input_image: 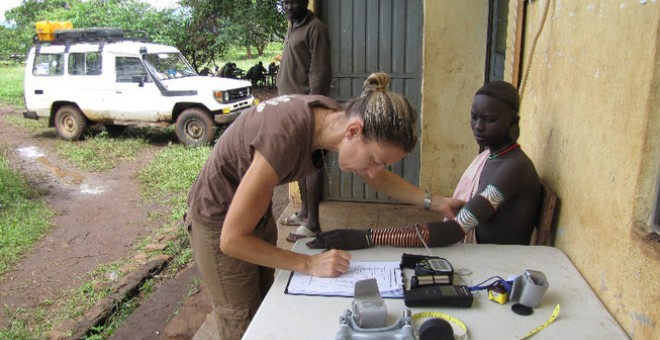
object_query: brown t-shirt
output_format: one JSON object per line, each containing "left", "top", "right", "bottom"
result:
{"left": 187, "top": 95, "right": 342, "bottom": 227}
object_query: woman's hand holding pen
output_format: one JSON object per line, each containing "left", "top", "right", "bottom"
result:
{"left": 306, "top": 249, "right": 352, "bottom": 277}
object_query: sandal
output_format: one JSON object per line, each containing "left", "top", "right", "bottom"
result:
{"left": 286, "top": 225, "right": 319, "bottom": 242}
{"left": 279, "top": 213, "right": 305, "bottom": 226}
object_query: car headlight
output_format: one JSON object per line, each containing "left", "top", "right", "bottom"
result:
{"left": 213, "top": 91, "right": 224, "bottom": 103}
{"left": 214, "top": 91, "right": 230, "bottom": 103}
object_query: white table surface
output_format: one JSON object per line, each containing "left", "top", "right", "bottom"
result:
{"left": 243, "top": 242, "right": 629, "bottom": 339}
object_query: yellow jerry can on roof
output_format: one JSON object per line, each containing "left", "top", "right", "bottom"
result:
{"left": 35, "top": 21, "right": 73, "bottom": 41}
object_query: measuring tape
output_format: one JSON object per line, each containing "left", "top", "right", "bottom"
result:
{"left": 520, "top": 304, "right": 561, "bottom": 339}
{"left": 412, "top": 304, "right": 559, "bottom": 339}
{"left": 412, "top": 311, "right": 468, "bottom": 340}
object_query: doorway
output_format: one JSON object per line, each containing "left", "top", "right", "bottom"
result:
{"left": 317, "top": 0, "right": 424, "bottom": 202}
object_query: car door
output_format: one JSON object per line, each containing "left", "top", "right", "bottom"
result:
{"left": 106, "top": 56, "right": 165, "bottom": 122}
{"left": 24, "top": 49, "right": 66, "bottom": 117}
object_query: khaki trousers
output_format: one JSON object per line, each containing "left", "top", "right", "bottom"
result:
{"left": 187, "top": 212, "right": 276, "bottom": 340}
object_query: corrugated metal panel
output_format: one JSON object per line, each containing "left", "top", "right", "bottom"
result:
{"left": 319, "top": 0, "right": 423, "bottom": 202}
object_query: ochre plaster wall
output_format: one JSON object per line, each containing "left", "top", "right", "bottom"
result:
{"left": 507, "top": 1, "right": 659, "bottom": 337}
{"left": 420, "top": 1, "right": 490, "bottom": 195}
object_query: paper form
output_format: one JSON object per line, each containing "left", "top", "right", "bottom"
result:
{"left": 284, "top": 262, "right": 403, "bottom": 298}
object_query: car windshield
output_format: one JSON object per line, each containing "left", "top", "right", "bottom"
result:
{"left": 143, "top": 53, "right": 197, "bottom": 80}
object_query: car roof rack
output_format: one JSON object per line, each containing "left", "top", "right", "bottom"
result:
{"left": 34, "top": 27, "right": 150, "bottom": 52}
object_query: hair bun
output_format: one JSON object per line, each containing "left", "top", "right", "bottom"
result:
{"left": 363, "top": 72, "right": 390, "bottom": 92}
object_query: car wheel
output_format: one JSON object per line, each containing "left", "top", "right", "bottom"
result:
{"left": 104, "top": 124, "right": 128, "bottom": 136}
{"left": 54, "top": 105, "right": 87, "bottom": 141}
{"left": 175, "top": 108, "right": 215, "bottom": 146}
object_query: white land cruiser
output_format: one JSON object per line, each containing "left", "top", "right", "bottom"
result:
{"left": 23, "top": 28, "right": 255, "bottom": 146}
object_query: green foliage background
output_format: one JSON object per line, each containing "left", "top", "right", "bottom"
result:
{"left": 0, "top": 0, "right": 287, "bottom": 71}
{"left": 0, "top": 65, "right": 23, "bottom": 107}
{"left": 0, "top": 152, "right": 54, "bottom": 277}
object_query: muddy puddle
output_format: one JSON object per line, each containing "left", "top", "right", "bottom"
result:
{"left": 17, "top": 145, "right": 106, "bottom": 194}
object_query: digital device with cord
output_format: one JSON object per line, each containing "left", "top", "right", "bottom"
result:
{"left": 400, "top": 253, "right": 471, "bottom": 307}
{"left": 404, "top": 284, "right": 474, "bottom": 308}
{"left": 414, "top": 258, "right": 453, "bottom": 278}
{"left": 410, "top": 257, "right": 454, "bottom": 288}
{"left": 410, "top": 274, "right": 451, "bottom": 288}
{"left": 401, "top": 254, "right": 454, "bottom": 287}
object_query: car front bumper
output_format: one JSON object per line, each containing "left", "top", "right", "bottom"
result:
{"left": 213, "top": 106, "right": 251, "bottom": 124}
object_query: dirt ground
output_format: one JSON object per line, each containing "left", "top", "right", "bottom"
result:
{"left": 0, "top": 86, "right": 285, "bottom": 338}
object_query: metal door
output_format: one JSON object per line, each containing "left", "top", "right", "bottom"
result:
{"left": 318, "top": 0, "right": 423, "bottom": 202}
{"left": 486, "top": 0, "right": 509, "bottom": 83}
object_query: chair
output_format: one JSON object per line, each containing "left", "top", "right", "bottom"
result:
{"left": 531, "top": 181, "right": 558, "bottom": 246}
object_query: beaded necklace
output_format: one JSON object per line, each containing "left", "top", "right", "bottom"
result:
{"left": 320, "top": 149, "right": 334, "bottom": 186}
{"left": 318, "top": 112, "right": 335, "bottom": 186}
{"left": 487, "top": 143, "right": 520, "bottom": 160}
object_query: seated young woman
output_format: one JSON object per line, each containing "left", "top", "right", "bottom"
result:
{"left": 307, "top": 80, "right": 541, "bottom": 250}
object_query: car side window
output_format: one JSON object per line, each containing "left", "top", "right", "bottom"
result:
{"left": 115, "top": 57, "right": 149, "bottom": 83}
{"left": 68, "top": 52, "right": 102, "bottom": 75}
{"left": 33, "top": 54, "right": 63, "bottom": 76}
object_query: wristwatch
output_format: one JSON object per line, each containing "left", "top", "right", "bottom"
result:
{"left": 424, "top": 191, "right": 432, "bottom": 211}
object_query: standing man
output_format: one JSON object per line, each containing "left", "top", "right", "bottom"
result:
{"left": 277, "top": 0, "right": 332, "bottom": 241}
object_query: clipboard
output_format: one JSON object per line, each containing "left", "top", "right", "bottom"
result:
{"left": 284, "top": 262, "right": 404, "bottom": 298}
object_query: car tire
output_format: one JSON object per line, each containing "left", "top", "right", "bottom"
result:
{"left": 54, "top": 105, "right": 87, "bottom": 141}
{"left": 175, "top": 108, "right": 215, "bottom": 146}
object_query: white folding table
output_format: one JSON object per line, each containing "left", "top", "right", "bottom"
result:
{"left": 243, "top": 242, "right": 629, "bottom": 339}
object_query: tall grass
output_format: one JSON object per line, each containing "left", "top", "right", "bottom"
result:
{"left": 2, "top": 114, "right": 49, "bottom": 132}
{"left": 56, "top": 132, "right": 147, "bottom": 172}
{"left": 0, "top": 144, "right": 54, "bottom": 277}
{"left": 138, "top": 144, "right": 211, "bottom": 220}
{"left": 0, "top": 65, "right": 25, "bottom": 108}
{"left": 135, "top": 144, "right": 211, "bottom": 279}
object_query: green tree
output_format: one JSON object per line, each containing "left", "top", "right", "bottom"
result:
{"left": 0, "top": 26, "right": 31, "bottom": 62}
{"left": 1, "top": 0, "right": 286, "bottom": 70}
{"left": 1, "top": 0, "right": 75, "bottom": 61}
{"left": 1, "top": 0, "right": 185, "bottom": 62}
{"left": 5, "top": 0, "right": 73, "bottom": 28}
{"left": 181, "top": 0, "right": 286, "bottom": 61}
{"left": 217, "top": 0, "right": 286, "bottom": 58}
{"left": 251, "top": 0, "right": 288, "bottom": 54}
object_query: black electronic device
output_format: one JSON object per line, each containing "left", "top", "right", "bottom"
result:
{"left": 415, "top": 258, "right": 453, "bottom": 276}
{"left": 401, "top": 253, "right": 439, "bottom": 268}
{"left": 410, "top": 257, "right": 454, "bottom": 288}
{"left": 404, "top": 285, "right": 473, "bottom": 308}
{"left": 410, "top": 274, "right": 452, "bottom": 288}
